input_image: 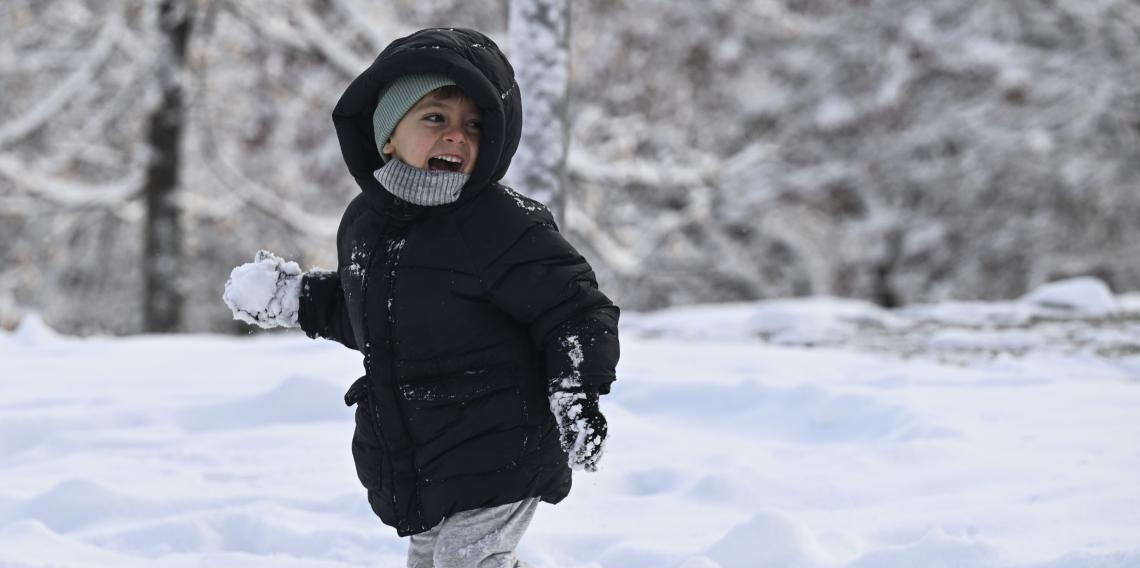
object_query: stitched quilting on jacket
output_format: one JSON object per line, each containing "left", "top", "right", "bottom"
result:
{"left": 297, "top": 28, "right": 620, "bottom": 537}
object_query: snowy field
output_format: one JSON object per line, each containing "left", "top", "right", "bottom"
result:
{"left": 2, "top": 278, "right": 1140, "bottom": 568}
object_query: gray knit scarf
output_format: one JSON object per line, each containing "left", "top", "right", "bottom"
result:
{"left": 373, "top": 158, "right": 469, "bottom": 206}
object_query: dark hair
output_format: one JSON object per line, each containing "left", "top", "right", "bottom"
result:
{"left": 428, "top": 85, "right": 473, "bottom": 104}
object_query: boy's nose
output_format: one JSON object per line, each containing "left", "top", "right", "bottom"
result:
{"left": 443, "top": 127, "right": 468, "bottom": 144}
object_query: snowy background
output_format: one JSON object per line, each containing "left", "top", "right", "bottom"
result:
{"left": 3, "top": 277, "right": 1140, "bottom": 567}
{"left": 3, "top": 0, "right": 1140, "bottom": 334}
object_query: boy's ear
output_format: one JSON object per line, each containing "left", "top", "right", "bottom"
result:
{"left": 382, "top": 138, "right": 394, "bottom": 156}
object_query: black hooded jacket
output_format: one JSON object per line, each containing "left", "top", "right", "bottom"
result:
{"left": 297, "top": 28, "right": 620, "bottom": 536}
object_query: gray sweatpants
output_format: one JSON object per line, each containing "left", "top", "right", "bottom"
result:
{"left": 406, "top": 498, "right": 540, "bottom": 568}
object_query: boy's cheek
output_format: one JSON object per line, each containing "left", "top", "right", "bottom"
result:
{"left": 464, "top": 148, "right": 480, "bottom": 173}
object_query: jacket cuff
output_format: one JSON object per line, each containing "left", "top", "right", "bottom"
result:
{"left": 545, "top": 312, "right": 620, "bottom": 393}
{"left": 298, "top": 269, "right": 338, "bottom": 340}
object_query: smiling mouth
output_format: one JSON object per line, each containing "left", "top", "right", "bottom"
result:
{"left": 428, "top": 155, "right": 464, "bottom": 172}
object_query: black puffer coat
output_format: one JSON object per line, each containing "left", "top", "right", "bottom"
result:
{"left": 297, "top": 28, "right": 620, "bottom": 537}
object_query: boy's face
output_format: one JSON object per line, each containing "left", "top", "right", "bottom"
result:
{"left": 382, "top": 91, "right": 481, "bottom": 174}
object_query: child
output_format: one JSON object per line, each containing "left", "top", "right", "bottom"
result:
{"left": 222, "top": 28, "right": 619, "bottom": 567}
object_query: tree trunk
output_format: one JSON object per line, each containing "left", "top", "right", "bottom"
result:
{"left": 508, "top": 0, "right": 570, "bottom": 223}
{"left": 143, "top": 0, "right": 191, "bottom": 333}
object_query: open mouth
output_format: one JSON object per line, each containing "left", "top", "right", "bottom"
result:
{"left": 428, "top": 155, "right": 464, "bottom": 172}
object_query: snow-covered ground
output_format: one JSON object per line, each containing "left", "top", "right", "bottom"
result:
{"left": 3, "top": 278, "right": 1140, "bottom": 568}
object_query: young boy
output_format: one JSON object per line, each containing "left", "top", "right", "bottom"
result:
{"left": 222, "top": 28, "right": 620, "bottom": 567}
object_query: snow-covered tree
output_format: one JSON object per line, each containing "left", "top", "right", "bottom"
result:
{"left": 142, "top": 0, "right": 192, "bottom": 332}
{"left": 563, "top": 0, "right": 1140, "bottom": 309}
{"left": 4, "top": 0, "right": 1140, "bottom": 334}
{"left": 507, "top": 0, "right": 570, "bottom": 217}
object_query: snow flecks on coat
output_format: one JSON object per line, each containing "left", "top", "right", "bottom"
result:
{"left": 385, "top": 238, "right": 406, "bottom": 327}
{"left": 347, "top": 244, "right": 368, "bottom": 278}
{"left": 401, "top": 383, "right": 445, "bottom": 402}
{"left": 500, "top": 185, "right": 543, "bottom": 214}
{"left": 344, "top": 245, "right": 367, "bottom": 305}
{"left": 548, "top": 334, "right": 606, "bottom": 471}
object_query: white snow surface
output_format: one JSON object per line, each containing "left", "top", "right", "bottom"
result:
{"left": 4, "top": 283, "right": 1140, "bottom": 567}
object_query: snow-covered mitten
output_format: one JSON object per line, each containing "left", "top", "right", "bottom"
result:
{"left": 222, "top": 250, "right": 303, "bottom": 329}
{"left": 549, "top": 386, "right": 608, "bottom": 472}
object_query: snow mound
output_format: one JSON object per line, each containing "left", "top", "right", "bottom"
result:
{"left": 677, "top": 557, "right": 723, "bottom": 568}
{"left": 750, "top": 297, "right": 899, "bottom": 346}
{"left": 16, "top": 479, "right": 151, "bottom": 533}
{"left": 926, "top": 329, "right": 1043, "bottom": 352}
{"left": 896, "top": 301, "right": 1037, "bottom": 327}
{"left": 10, "top": 312, "right": 63, "bottom": 346}
{"left": 83, "top": 516, "right": 219, "bottom": 557}
{"left": 1020, "top": 277, "right": 1117, "bottom": 315}
{"left": 622, "top": 297, "right": 898, "bottom": 344}
{"left": 0, "top": 519, "right": 137, "bottom": 567}
{"left": 704, "top": 510, "right": 832, "bottom": 568}
{"left": 620, "top": 302, "right": 766, "bottom": 341}
{"left": 1031, "top": 549, "right": 1140, "bottom": 568}
{"left": 174, "top": 376, "right": 346, "bottom": 431}
{"left": 617, "top": 381, "right": 949, "bottom": 444}
{"left": 847, "top": 529, "right": 1000, "bottom": 568}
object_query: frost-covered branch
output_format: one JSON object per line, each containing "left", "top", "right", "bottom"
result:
{"left": 221, "top": 0, "right": 368, "bottom": 78}
{"left": 0, "top": 11, "right": 124, "bottom": 148}
{"left": 567, "top": 150, "right": 711, "bottom": 189}
{"left": 325, "top": 0, "right": 401, "bottom": 51}
{"left": 293, "top": 9, "right": 372, "bottom": 75}
{"left": 508, "top": 0, "right": 570, "bottom": 208}
{"left": 192, "top": 141, "right": 338, "bottom": 239}
{"left": 0, "top": 154, "right": 143, "bottom": 208}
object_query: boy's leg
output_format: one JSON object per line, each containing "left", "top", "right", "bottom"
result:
{"left": 407, "top": 523, "right": 442, "bottom": 568}
{"left": 432, "top": 498, "right": 541, "bottom": 568}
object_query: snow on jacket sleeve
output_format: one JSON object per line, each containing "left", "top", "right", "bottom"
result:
{"left": 469, "top": 190, "right": 620, "bottom": 393}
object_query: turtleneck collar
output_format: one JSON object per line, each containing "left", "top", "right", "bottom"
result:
{"left": 373, "top": 158, "right": 469, "bottom": 206}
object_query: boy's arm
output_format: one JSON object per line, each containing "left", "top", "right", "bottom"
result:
{"left": 480, "top": 221, "right": 620, "bottom": 389}
{"left": 297, "top": 195, "right": 369, "bottom": 351}
{"left": 478, "top": 221, "right": 620, "bottom": 471}
{"left": 298, "top": 269, "right": 359, "bottom": 351}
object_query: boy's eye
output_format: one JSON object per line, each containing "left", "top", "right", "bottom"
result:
{"left": 422, "top": 113, "right": 445, "bottom": 123}
{"left": 466, "top": 120, "right": 482, "bottom": 131}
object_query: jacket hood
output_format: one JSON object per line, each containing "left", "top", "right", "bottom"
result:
{"left": 332, "top": 28, "right": 522, "bottom": 206}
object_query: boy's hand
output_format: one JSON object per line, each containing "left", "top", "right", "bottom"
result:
{"left": 549, "top": 388, "right": 608, "bottom": 472}
{"left": 222, "top": 250, "right": 304, "bottom": 329}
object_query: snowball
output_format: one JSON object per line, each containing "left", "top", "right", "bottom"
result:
{"left": 225, "top": 262, "right": 280, "bottom": 316}
{"left": 222, "top": 251, "right": 302, "bottom": 329}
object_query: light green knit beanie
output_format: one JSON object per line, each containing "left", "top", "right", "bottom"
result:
{"left": 373, "top": 73, "right": 456, "bottom": 163}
